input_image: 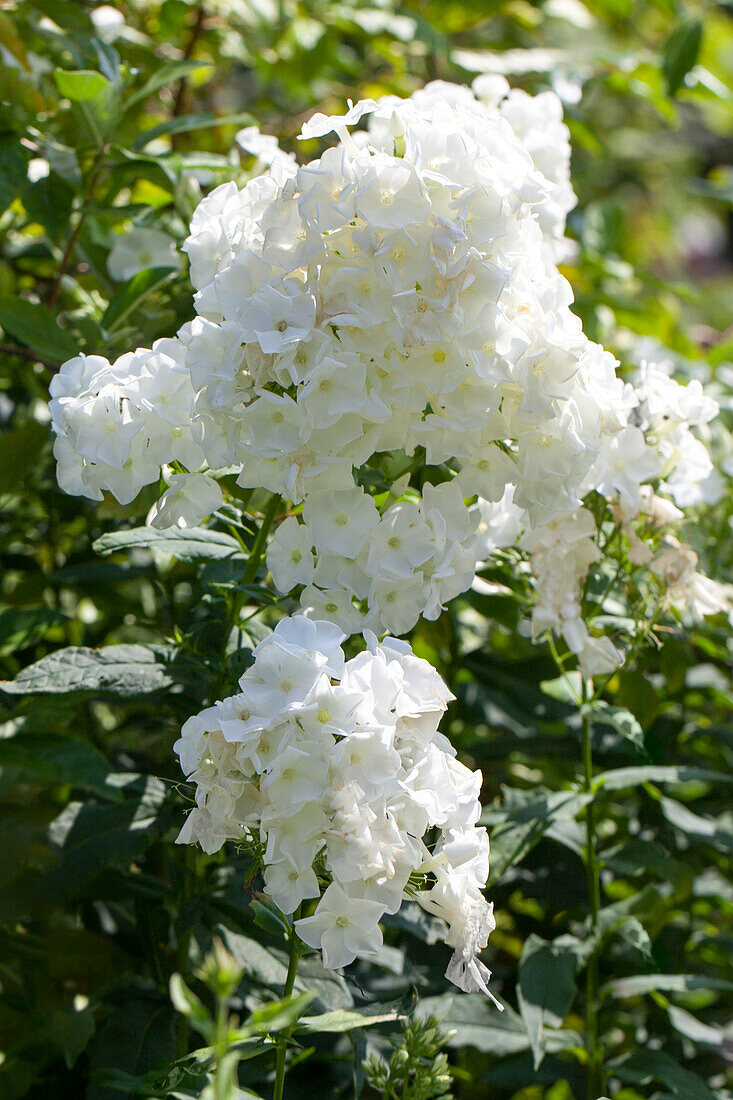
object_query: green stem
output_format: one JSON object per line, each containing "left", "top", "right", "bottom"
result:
{"left": 242, "top": 494, "right": 281, "bottom": 587}
{"left": 49, "top": 147, "right": 107, "bottom": 309}
{"left": 175, "top": 845, "right": 195, "bottom": 1058}
{"left": 581, "top": 685, "right": 605, "bottom": 1100}
{"left": 273, "top": 917, "right": 300, "bottom": 1100}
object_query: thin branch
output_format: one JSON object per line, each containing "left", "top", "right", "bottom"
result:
{"left": 0, "top": 343, "right": 57, "bottom": 370}
{"left": 171, "top": 3, "right": 207, "bottom": 137}
{"left": 49, "top": 151, "right": 108, "bottom": 308}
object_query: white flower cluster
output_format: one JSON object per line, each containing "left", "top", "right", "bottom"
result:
{"left": 48, "top": 341, "right": 204, "bottom": 506}
{"left": 174, "top": 617, "right": 499, "bottom": 1002}
{"left": 50, "top": 77, "right": 622, "bottom": 633}
{"left": 48, "top": 79, "right": 725, "bottom": 672}
{"left": 520, "top": 508, "right": 621, "bottom": 677}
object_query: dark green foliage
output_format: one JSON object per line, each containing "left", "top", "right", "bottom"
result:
{"left": 0, "top": 2, "right": 732, "bottom": 1099}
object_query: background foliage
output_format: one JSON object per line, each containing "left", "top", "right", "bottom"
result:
{"left": 1, "top": 1, "right": 732, "bottom": 1098}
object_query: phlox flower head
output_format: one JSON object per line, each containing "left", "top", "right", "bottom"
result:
{"left": 174, "top": 619, "right": 500, "bottom": 1003}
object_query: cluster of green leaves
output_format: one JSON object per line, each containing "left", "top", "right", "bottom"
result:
{"left": 1, "top": 2, "right": 732, "bottom": 1099}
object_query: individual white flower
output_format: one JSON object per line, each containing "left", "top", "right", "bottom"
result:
{"left": 267, "top": 516, "right": 315, "bottom": 591}
{"left": 365, "top": 502, "right": 435, "bottom": 580}
{"left": 148, "top": 472, "right": 223, "bottom": 529}
{"left": 294, "top": 882, "right": 385, "bottom": 968}
{"left": 303, "top": 488, "right": 379, "bottom": 560}
{"left": 653, "top": 539, "right": 733, "bottom": 618}
{"left": 107, "top": 228, "right": 180, "bottom": 281}
{"left": 264, "top": 857, "right": 320, "bottom": 914}
{"left": 300, "top": 586, "right": 365, "bottom": 635}
{"left": 238, "top": 279, "right": 316, "bottom": 354}
{"left": 90, "top": 4, "right": 125, "bottom": 41}
{"left": 591, "top": 425, "right": 661, "bottom": 512}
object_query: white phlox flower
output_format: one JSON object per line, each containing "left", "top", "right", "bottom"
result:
{"left": 174, "top": 620, "right": 499, "bottom": 998}
{"left": 52, "top": 80, "right": 720, "bottom": 658}
{"left": 107, "top": 227, "right": 180, "bottom": 282}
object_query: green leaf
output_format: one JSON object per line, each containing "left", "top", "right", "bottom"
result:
{"left": 101, "top": 267, "right": 177, "bottom": 332}
{"left": 131, "top": 111, "right": 256, "bottom": 151}
{"left": 22, "top": 174, "right": 76, "bottom": 241}
{"left": 94, "top": 526, "right": 244, "bottom": 563}
{"left": 217, "top": 930, "right": 288, "bottom": 988}
{"left": 0, "top": 606, "right": 67, "bottom": 654}
{"left": 169, "top": 975, "right": 209, "bottom": 1031}
{"left": 415, "top": 994, "right": 581, "bottom": 1058}
{"left": 481, "top": 788, "right": 591, "bottom": 882}
{"left": 245, "top": 992, "right": 316, "bottom": 1034}
{"left": 44, "top": 776, "right": 167, "bottom": 897}
{"left": 605, "top": 973, "right": 733, "bottom": 998}
{"left": 517, "top": 934, "right": 578, "bottom": 1070}
{"left": 0, "top": 132, "right": 29, "bottom": 213}
{"left": 29, "top": 0, "right": 94, "bottom": 31}
{"left": 660, "top": 796, "right": 733, "bottom": 852}
{"left": 667, "top": 1005, "right": 727, "bottom": 1048}
{"left": 592, "top": 703, "right": 646, "bottom": 756}
{"left": 0, "top": 297, "right": 78, "bottom": 362}
{"left": 663, "top": 19, "right": 703, "bottom": 97}
{"left": 297, "top": 1006, "right": 404, "bottom": 1033}
{"left": 54, "top": 69, "right": 111, "bottom": 102}
{"left": 95, "top": 1049, "right": 215, "bottom": 1098}
{"left": 123, "top": 60, "right": 213, "bottom": 112}
{"left": 593, "top": 765, "right": 731, "bottom": 792}
{"left": 0, "top": 422, "right": 51, "bottom": 491}
{"left": 0, "top": 733, "right": 115, "bottom": 798}
{"left": 251, "top": 896, "right": 292, "bottom": 939}
{"left": 86, "top": 990, "right": 177, "bottom": 1099}
{"left": 539, "top": 672, "right": 582, "bottom": 704}
{"left": 48, "top": 1004, "right": 95, "bottom": 1069}
{"left": 0, "top": 643, "right": 181, "bottom": 697}
{"left": 610, "top": 1048, "right": 715, "bottom": 1100}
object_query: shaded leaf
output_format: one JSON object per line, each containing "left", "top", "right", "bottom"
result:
{"left": 0, "top": 643, "right": 182, "bottom": 697}
{"left": 0, "top": 297, "right": 77, "bottom": 361}
{"left": 660, "top": 796, "right": 733, "bottom": 852}
{"left": 0, "top": 605, "right": 67, "bottom": 654}
{"left": 54, "top": 69, "right": 110, "bottom": 101}
{"left": 0, "top": 422, "right": 51, "bottom": 490}
{"left": 22, "top": 174, "right": 76, "bottom": 240}
{"left": 593, "top": 765, "right": 730, "bottom": 791}
{"left": 610, "top": 1048, "right": 715, "bottom": 1100}
{"left": 606, "top": 973, "right": 733, "bottom": 998}
{"left": 0, "top": 132, "right": 29, "bottom": 213}
{"left": 667, "top": 1005, "right": 731, "bottom": 1050}
{"left": 517, "top": 935, "right": 578, "bottom": 1070}
{"left": 94, "top": 526, "right": 244, "bottom": 563}
{"left": 101, "top": 267, "right": 177, "bottom": 332}
{"left": 592, "top": 703, "right": 646, "bottom": 756}
{"left": 124, "top": 60, "right": 212, "bottom": 112}
{"left": 131, "top": 111, "right": 256, "bottom": 151}
{"left": 44, "top": 776, "right": 167, "bottom": 898}
{"left": 663, "top": 19, "right": 703, "bottom": 96}
{"left": 0, "top": 733, "right": 115, "bottom": 798}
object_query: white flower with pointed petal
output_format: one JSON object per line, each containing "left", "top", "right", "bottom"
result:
{"left": 148, "top": 472, "right": 222, "bottom": 530}
{"left": 267, "top": 516, "right": 315, "bottom": 591}
{"left": 107, "top": 228, "right": 180, "bottom": 282}
{"left": 295, "top": 882, "right": 384, "bottom": 968}
{"left": 264, "top": 858, "right": 320, "bottom": 914}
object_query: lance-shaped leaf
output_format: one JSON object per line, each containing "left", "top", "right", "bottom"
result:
{"left": 0, "top": 644, "right": 185, "bottom": 697}
{"left": 94, "top": 525, "right": 244, "bottom": 563}
{"left": 517, "top": 935, "right": 578, "bottom": 1070}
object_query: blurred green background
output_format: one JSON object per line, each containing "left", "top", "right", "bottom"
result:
{"left": 1, "top": 2, "right": 732, "bottom": 1098}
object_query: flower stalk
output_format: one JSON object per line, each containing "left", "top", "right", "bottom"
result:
{"left": 581, "top": 684, "right": 605, "bottom": 1100}
{"left": 273, "top": 914, "right": 301, "bottom": 1100}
